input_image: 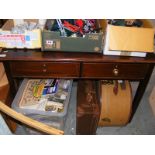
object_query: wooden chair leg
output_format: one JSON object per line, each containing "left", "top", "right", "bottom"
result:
{"left": 0, "top": 101, "right": 64, "bottom": 135}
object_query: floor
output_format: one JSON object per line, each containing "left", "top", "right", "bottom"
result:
{"left": 15, "top": 69, "right": 155, "bottom": 135}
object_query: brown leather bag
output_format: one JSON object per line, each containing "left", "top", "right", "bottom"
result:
{"left": 76, "top": 80, "right": 100, "bottom": 135}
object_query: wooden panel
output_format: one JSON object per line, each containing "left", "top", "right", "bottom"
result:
{"left": 10, "top": 61, "right": 80, "bottom": 78}
{"left": 82, "top": 63, "right": 149, "bottom": 79}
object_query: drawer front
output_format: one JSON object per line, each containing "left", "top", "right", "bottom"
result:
{"left": 10, "top": 62, "right": 80, "bottom": 78}
{"left": 82, "top": 63, "right": 149, "bottom": 79}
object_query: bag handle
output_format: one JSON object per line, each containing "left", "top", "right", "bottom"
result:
{"left": 0, "top": 101, "right": 64, "bottom": 135}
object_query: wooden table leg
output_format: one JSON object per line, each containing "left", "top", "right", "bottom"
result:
{"left": 131, "top": 64, "right": 154, "bottom": 119}
{"left": 2, "top": 62, "right": 18, "bottom": 133}
{"left": 3, "top": 62, "right": 17, "bottom": 97}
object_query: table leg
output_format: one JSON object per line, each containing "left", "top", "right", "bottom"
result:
{"left": 2, "top": 62, "right": 17, "bottom": 132}
{"left": 3, "top": 62, "right": 17, "bottom": 98}
{"left": 131, "top": 64, "right": 154, "bottom": 119}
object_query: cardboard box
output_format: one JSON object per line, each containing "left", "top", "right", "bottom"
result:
{"left": 104, "top": 25, "right": 147, "bottom": 57}
{"left": 0, "top": 19, "right": 42, "bottom": 49}
{"left": 42, "top": 20, "right": 106, "bottom": 53}
{"left": 103, "top": 19, "right": 154, "bottom": 56}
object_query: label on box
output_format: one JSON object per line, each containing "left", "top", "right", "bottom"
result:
{"left": 88, "top": 34, "right": 99, "bottom": 40}
{"left": 25, "top": 35, "right": 30, "bottom": 41}
{"left": 0, "top": 34, "right": 25, "bottom": 43}
{"left": 45, "top": 39, "right": 60, "bottom": 49}
{"left": 25, "top": 41, "right": 32, "bottom": 48}
{"left": 26, "top": 32, "right": 38, "bottom": 41}
{"left": 0, "top": 34, "right": 26, "bottom": 48}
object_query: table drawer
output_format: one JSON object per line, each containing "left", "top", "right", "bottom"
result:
{"left": 10, "top": 61, "right": 80, "bottom": 78}
{"left": 82, "top": 63, "right": 149, "bottom": 79}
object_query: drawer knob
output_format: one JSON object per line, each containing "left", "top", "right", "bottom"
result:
{"left": 43, "top": 64, "right": 46, "bottom": 67}
{"left": 43, "top": 69, "right": 47, "bottom": 72}
{"left": 113, "top": 68, "right": 119, "bottom": 76}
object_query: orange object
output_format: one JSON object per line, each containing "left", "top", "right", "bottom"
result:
{"left": 98, "top": 80, "right": 132, "bottom": 126}
{"left": 108, "top": 21, "right": 154, "bottom": 52}
{"left": 63, "top": 21, "right": 79, "bottom": 32}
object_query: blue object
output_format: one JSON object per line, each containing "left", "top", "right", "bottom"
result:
{"left": 0, "top": 114, "right": 12, "bottom": 135}
{"left": 25, "top": 35, "right": 30, "bottom": 41}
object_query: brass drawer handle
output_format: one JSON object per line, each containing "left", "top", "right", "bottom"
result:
{"left": 113, "top": 68, "right": 119, "bottom": 76}
{"left": 43, "top": 69, "right": 47, "bottom": 72}
{"left": 43, "top": 64, "right": 46, "bottom": 67}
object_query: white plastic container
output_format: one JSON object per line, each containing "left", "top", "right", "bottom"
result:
{"left": 12, "top": 78, "right": 73, "bottom": 131}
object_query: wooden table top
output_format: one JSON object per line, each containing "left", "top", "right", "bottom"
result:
{"left": 0, "top": 49, "right": 155, "bottom": 64}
